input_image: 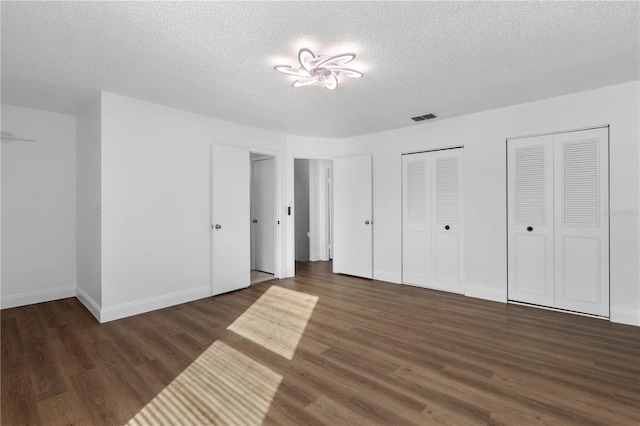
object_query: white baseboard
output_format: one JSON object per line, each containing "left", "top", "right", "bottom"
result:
{"left": 99, "top": 286, "right": 211, "bottom": 323}
{"left": 610, "top": 308, "right": 640, "bottom": 326}
{"left": 1, "top": 285, "right": 76, "bottom": 309}
{"left": 75, "top": 287, "right": 102, "bottom": 322}
{"left": 374, "top": 270, "right": 402, "bottom": 284}
{"left": 464, "top": 283, "right": 507, "bottom": 303}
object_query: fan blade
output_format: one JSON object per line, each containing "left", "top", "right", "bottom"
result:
{"left": 298, "top": 48, "right": 316, "bottom": 71}
{"left": 329, "top": 68, "right": 363, "bottom": 78}
{"left": 316, "top": 53, "right": 356, "bottom": 68}
{"left": 274, "top": 65, "right": 308, "bottom": 77}
{"left": 292, "top": 77, "right": 318, "bottom": 87}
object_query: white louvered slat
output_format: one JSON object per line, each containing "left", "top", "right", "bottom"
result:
{"left": 562, "top": 139, "right": 599, "bottom": 226}
{"left": 515, "top": 144, "right": 546, "bottom": 225}
{"left": 406, "top": 160, "right": 426, "bottom": 224}
{"left": 437, "top": 157, "right": 459, "bottom": 224}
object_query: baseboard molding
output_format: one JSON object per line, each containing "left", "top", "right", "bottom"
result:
{"left": 99, "top": 286, "right": 211, "bottom": 323}
{"left": 465, "top": 283, "right": 507, "bottom": 303}
{"left": 1, "top": 285, "right": 76, "bottom": 309}
{"left": 610, "top": 308, "right": 640, "bottom": 326}
{"left": 309, "top": 254, "right": 330, "bottom": 262}
{"left": 75, "top": 287, "right": 102, "bottom": 322}
{"left": 374, "top": 270, "right": 402, "bottom": 284}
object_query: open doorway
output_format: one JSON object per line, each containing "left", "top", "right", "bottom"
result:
{"left": 251, "top": 153, "right": 277, "bottom": 284}
{"left": 294, "top": 158, "right": 333, "bottom": 272}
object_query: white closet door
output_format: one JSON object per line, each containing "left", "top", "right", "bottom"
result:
{"left": 333, "top": 155, "right": 373, "bottom": 279}
{"left": 252, "top": 158, "right": 275, "bottom": 274}
{"left": 402, "top": 148, "right": 464, "bottom": 293}
{"left": 430, "top": 150, "right": 464, "bottom": 293}
{"left": 553, "top": 128, "right": 609, "bottom": 316}
{"left": 507, "top": 136, "right": 555, "bottom": 307}
{"left": 212, "top": 144, "right": 250, "bottom": 295}
{"left": 402, "top": 153, "right": 431, "bottom": 286}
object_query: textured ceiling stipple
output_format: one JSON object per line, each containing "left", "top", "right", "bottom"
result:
{"left": 1, "top": 2, "right": 639, "bottom": 139}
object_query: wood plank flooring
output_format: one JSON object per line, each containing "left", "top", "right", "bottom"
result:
{"left": 2, "top": 261, "right": 639, "bottom": 425}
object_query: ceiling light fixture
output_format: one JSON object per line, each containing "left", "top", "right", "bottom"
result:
{"left": 274, "top": 48, "right": 363, "bottom": 90}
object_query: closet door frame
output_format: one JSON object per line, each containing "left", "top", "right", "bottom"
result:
{"left": 401, "top": 146, "right": 464, "bottom": 294}
{"left": 506, "top": 125, "right": 610, "bottom": 318}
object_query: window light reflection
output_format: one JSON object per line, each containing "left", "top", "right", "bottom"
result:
{"left": 127, "top": 340, "right": 282, "bottom": 425}
{"left": 228, "top": 286, "right": 319, "bottom": 360}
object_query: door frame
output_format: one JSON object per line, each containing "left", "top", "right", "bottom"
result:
{"left": 400, "top": 146, "right": 465, "bottom": 291}
{"left": 287, "top": 153, "right": 335, "bottom": 277}
{"left": 505, "top": 124, "right": 610, "bottom": 317}
{"left": 250, "top": 154, "right": 277, "bottom": 274}
{"left": 249, "top": 148, "right": 282, "bottom": 279}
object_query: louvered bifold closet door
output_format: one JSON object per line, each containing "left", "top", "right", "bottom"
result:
{"left": 402, "top": 149, "right": 464, "bottom": 293}
{"left": 507, "top": 135, "right": 555, "bottom": 307}
{"left": 430, "top": 149, "right": 464, "bottom": 294}
{"left": 553, "top": 128, "right": 609, "bottom": 316}
{"left": 402, "top": 153, "right": 431, "bottom": 286}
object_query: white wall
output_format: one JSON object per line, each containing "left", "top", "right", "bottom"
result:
{"left": 75, "top": 95, "right": 102, "bottom": 318}
{"left": 341, "top": 81, "right": 640, "bottom": 325}
{"left": 99, "top": 92, "right": 288, "bottom": 321}
{"left": 1, "top": 105, "right": 77, "bottom": 308}
{"left": 3, "top": 83, "right": 637, "bottom": 327}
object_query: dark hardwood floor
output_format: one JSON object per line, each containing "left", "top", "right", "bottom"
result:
{"left": 2, "top": 261, "right": 639, "bottom": 425}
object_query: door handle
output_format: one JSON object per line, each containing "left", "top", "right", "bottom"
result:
{"left": 445, "top": 225, "right": 450, "bottom": 230}
{"left": 527, "top": 226, "right": 533, "bottom": 232}
{"left": 364, "top": 220, "right": 371, "bottom": 225}
{"left": 215, "top": 224, "right": 222, "bottom": 230}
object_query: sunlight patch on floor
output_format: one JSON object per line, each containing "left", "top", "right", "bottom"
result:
{"left": 228, "top": 285, "right": 319, "bottom": 360}
{"left": 127, "top": 340, "right": 282, "bottom": 426}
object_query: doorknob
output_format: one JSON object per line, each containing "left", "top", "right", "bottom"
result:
{"left": 364, "top": 220, "right": 371, "bottom": 225}
{"left": 527, "top": 226, "right": 533, "bottom": 232}
{"left": 445, "top": 225, "right": 450, "bottom": 230}
{"left": 215, "top": 224, "right": 222, "bottom": 229}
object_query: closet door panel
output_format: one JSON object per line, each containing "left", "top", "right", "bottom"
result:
{"left": 513, "top": 234, "right": 551, "bottom": 296}
{"left": 402, "top": 154, "right": 431, "bottom": 286}
{"left": 553, "top": 128, "right": 609, "bottom": 316}
{"left": 430, "top": 150, "right": 464, "bottom": 293}
{"left": 507, "top": 135, "right": 555, "bottom": 307}
{"left": 434, "top": 232, "right": 459, "bottom": 285}
{"left": 560, "top": 236, "right": 601, "bottom": 302}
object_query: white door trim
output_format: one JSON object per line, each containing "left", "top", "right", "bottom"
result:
{"left": 286, "top": 153, "right": 335, "bottom": 277}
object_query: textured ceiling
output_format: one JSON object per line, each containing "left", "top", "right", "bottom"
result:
{"left": 2, "top": 1, "right": 639, "bottom": 138}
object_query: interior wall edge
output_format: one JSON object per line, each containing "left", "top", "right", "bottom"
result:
{"left": 75, "top": 286, "right": 101, "bottom": 322}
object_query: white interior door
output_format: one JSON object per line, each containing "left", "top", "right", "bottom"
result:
{"left": 507, "top": 127, "right": 609, "bottom": 317}
{"left": 431, "top": 150, "right": 464, "bottom": 293}
{"left": 402, "top": 153, "right": 431, "bottom": 286}
{"left": 402, "top": 149, "right": 464, "bottom": 293}
{"left": 212, "top": 144, "right": 250, "bottom": 295}
{"left": 333, "top": 155, "right": 372, "bottom": 278}
{"left": 252, "top": 157, "right": 275, "bottom": 274}
{"left": 508, "top": 135, "right": 555, "bottom": 307}
{"left": 553, "top": 128, "right": 609, "bottom": 316}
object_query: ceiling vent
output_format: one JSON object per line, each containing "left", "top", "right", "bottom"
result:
{"left": 411, "top": 113, "right": 437, "bottom": 122}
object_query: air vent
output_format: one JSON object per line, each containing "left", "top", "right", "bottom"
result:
{"left": 411, "top": 113, "right": 437, "bottom": 122}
